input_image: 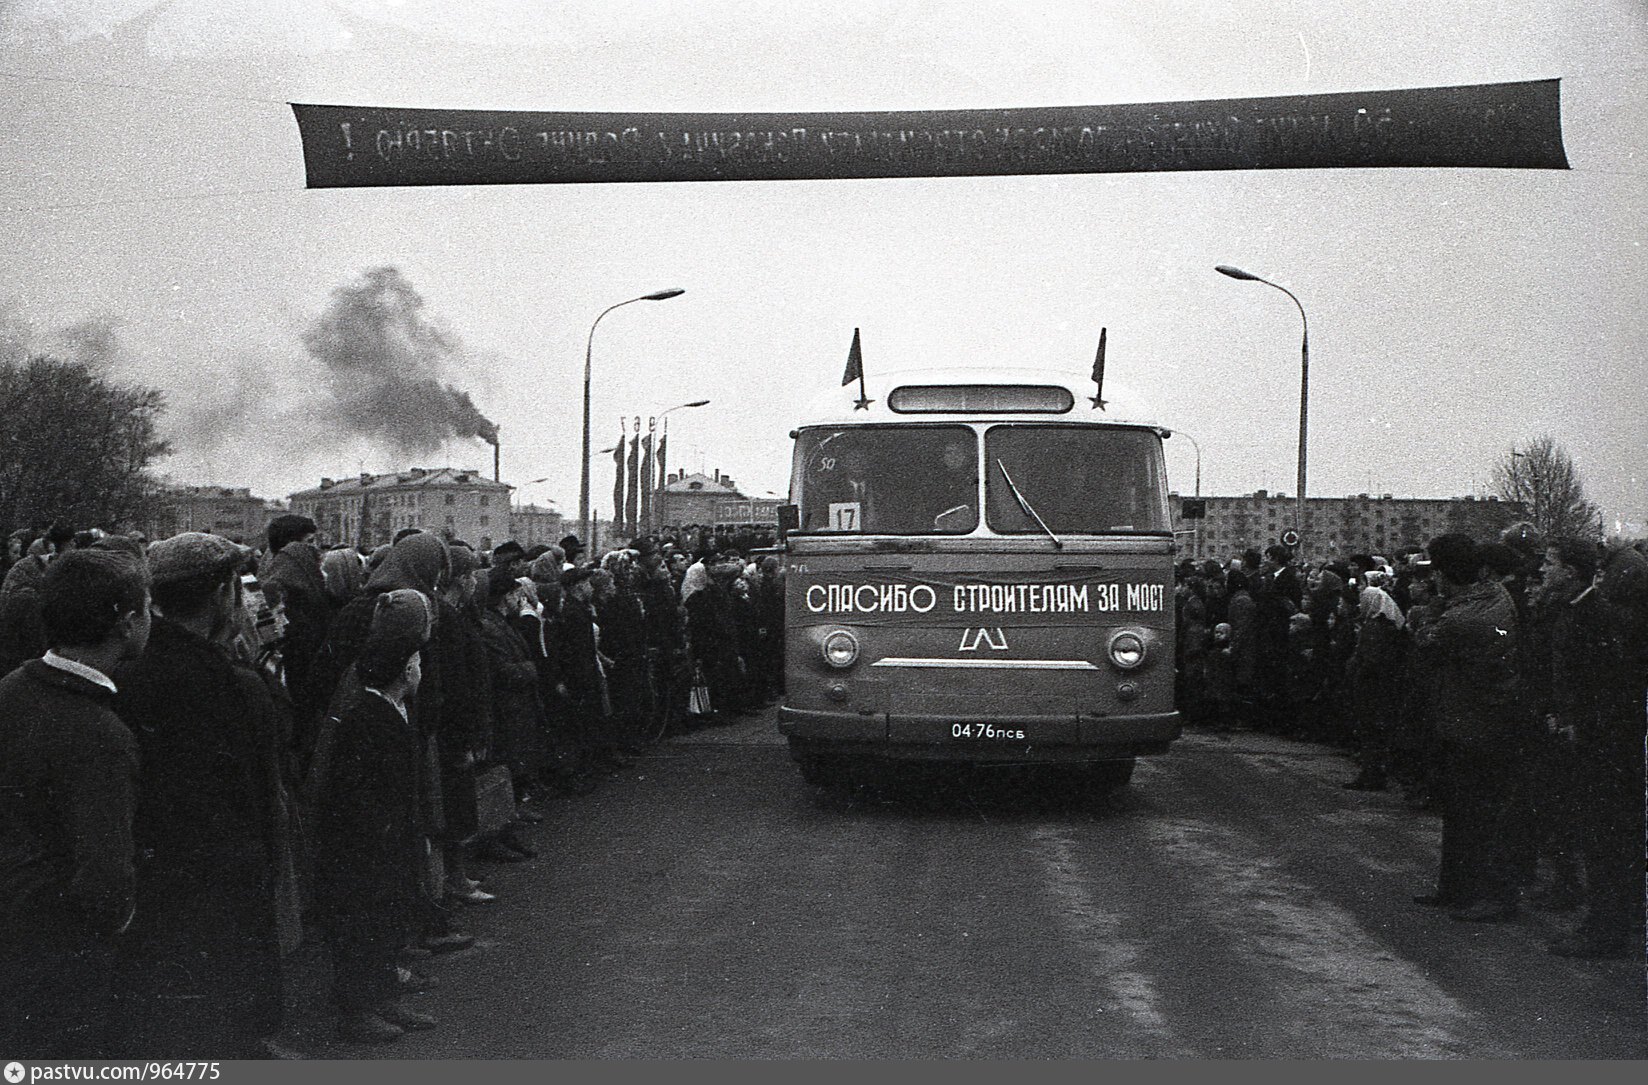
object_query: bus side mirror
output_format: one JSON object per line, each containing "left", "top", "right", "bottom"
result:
{"left": 777, "top": 504, "right": 800, "bottom": 537}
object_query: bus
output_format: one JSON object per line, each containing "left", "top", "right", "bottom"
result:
{"left": 776, "top": 366, "right": 1180, "bottom": 792}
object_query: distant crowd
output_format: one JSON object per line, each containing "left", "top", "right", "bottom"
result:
{"left": 1174, "top": 526, "right": 1648, "bottom": 958}
{"left": 0, "top": 516, "right": 783, "bottom": 1057}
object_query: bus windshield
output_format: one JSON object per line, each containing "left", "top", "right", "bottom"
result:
{"left": 794, "top": 425, "right": 978, "bottom": 534}
{"left": 985, "top": 425, "right": 1170, "bottom": 534}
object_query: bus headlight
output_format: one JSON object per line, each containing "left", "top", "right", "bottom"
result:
{"left": 1108, "top": 630, "right": 1146, "bottom": 670}
{"left": 822, "top": 630, "right": 860, "bottom": 669}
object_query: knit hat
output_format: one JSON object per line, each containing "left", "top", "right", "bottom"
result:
{"left": 447, "top": 544, "right": 480, "bottom": 579}
{"left": 147, "top": 532, "right": 250, "bottom": 586}
{"left": 357, "top": 588, "right": 434, "bottom": 687}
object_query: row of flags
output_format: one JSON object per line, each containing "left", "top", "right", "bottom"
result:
{"left": 610, "top": 418, "right": 668, "bottom": 536}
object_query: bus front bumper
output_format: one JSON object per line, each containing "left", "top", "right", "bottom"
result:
{"left": 777, "top": 706, "right": 1181, "bottom": 762}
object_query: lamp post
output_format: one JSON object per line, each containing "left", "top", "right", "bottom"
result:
{"left": 649, "top": 399, "right": 710, "bottom": 530}
{"left": 580, "top": 288, "right": 686, "bottom": 542}
{"left": 1216, "top": 264, "right": 1309, "bottom": 548}
{"left": 514, "top": 475, "right": 551, "bottom": 512}
{"left": 1166, "top": 430, "right": 1203, "bottom": 557}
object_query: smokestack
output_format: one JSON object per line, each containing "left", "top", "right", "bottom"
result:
{"left": 494, "top": 442, "right": 500, "bottom": 483}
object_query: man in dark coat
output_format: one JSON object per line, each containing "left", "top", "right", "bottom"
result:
{"left": 0, "top": 549, "right": 150, "bottom": 1057}
{"left": 1547, "top": 542, "right": 1648, "bottom": 958}
{"left": 111, "top": 533, "right": 292, "bottom": 1058}
{"left": 556, "top": 566, "right": 613, "bottom": 763}
{"left": 1249, "top": 553, "right": 1297, "bottom": 733}
{"left": 1412, "top": 533, "right": 1525, "bottom": 922}
{"left": 435, "top": 545, "right": 496, "bottom": 895}
{"left": 635, "top": 543, "right": 687, "bottom": 730}
{"left": 261, "top": 514, "right": 331, "bottom": 745}
{"left": 685, "top": 551, "right": 749, "bottom": 720}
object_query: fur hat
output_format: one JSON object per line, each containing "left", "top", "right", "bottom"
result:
{"left": 266, "top": 514, "right": 317, "bottom": 554}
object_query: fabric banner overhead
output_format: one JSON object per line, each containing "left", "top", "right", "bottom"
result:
{"left": 291, "top": 79, "right": 1566, "bottom": 189}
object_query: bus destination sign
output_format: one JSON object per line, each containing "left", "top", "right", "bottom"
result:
{"left": 792, "top": 570, "right": 1168, "bottom": 626}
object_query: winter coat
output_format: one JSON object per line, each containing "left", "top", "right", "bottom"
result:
{"left": 479, "top": 608, "right": 547, "bottom": 777}
{"left": 1414, "top": 579, "right": 1521, "bottom": 748}
{"left": 0, "top": 660, "right": 138, "bottom": 937}
{"left": 110, "top": 618, "right": 286, "bottom": 1051}
{"left": 307, "top": 685, "right": 421, "bottom": 933}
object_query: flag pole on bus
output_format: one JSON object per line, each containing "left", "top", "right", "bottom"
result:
{"left": 843, "top": 327, "right": 873, "bottom": 410}
{"left": 1089, "top": 327, "right": 1108, "bottom": 410}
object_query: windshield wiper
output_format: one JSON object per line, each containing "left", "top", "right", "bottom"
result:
{"left": 996, "top": 460, "right": 1063, "bottom": 550}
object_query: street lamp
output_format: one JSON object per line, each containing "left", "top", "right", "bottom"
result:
{"left": 1216, "top": 264, "right": 1309, "bottom": 548}
{"left": 1164, "top": 430, "right": 1203, "bottom": 557}
{"left": 1166, "top": 430, "right": 1202, "bottom": 498}
{"left": 514, "top": 475, "right": 552, "bottom": 512}
{"left": 648, "top": 400, "right": 710, "bottom": 530}
{"left": 580, "top": 288, "right": 686, "bottom": 541}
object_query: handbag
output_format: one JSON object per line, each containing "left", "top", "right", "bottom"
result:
{"left": 687, "top": 664, "right": 713, "bottom": 717}
{"left": 456, "top": 763, "right": 517, "bottom": 838}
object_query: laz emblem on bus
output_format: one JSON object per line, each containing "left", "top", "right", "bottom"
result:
{"left": 959, "top": 627, "right": 1009, "bottom": 651}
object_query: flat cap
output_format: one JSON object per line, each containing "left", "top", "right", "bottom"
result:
{"left": 147, "top": 532, "right": 249, "bottom": 586}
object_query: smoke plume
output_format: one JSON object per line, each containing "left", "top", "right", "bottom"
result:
{"left": 302, "top": 266, "right": 500, "bottom": 455}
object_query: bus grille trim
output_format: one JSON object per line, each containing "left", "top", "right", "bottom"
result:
{"left": 869, "top": 658, "right": 1100, "bottom": 671}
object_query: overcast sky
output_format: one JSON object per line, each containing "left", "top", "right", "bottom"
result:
{"left": 3, "top": 1, "right": 1644, "bottom": 535}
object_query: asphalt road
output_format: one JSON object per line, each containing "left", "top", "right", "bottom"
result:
{"left": 287, "top": 709, "right": 1646, "bottom": 1059}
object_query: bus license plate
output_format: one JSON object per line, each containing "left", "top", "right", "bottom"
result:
{"left": 949, "top": 723, "right": 1026, "bottom": 741}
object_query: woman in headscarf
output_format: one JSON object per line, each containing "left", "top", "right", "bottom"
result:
{"left": 308, "top": 532, "right": 448, "bottom": 730}
{"left": 320, "top": 547, "right": 366, "bottom": 611}
{"left": 475, "top": 566, "right": 548, "bottom": 858}
{"left": 597, "top": 551, "right": 652, "bottom": 755}
{"left": 1342, "top": 584, "right": 1409, "bottom": 790}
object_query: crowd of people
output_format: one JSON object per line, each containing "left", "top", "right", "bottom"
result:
{"left": 1174, "top": 526, "right": 1648, "bottom": 959}
{"left": 0, "top": 515, "right": 784, "bottom": 1057}
{"left": 2, "top": 505, "right": 1644, "bottom": 1059}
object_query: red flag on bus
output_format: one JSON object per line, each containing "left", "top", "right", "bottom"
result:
{"left": 843, "top": 328, "right": 872, "bottom": 410}
{"left": 1089, "top": 328, "right": 1108, "bottom": 410}
{"left": 842, "top": 328, "right": 863, "bottom": 387}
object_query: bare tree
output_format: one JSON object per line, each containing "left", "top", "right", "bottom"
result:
{"left": 0, "top": 355, "right": 171, "bottom": 534}
{"left": 1492, "top": 434, "right": 1601, "bottom": 541}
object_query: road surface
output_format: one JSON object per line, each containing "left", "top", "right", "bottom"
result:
{"left": 286, "top": 709, "right": 1646, "bottom": 1058}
